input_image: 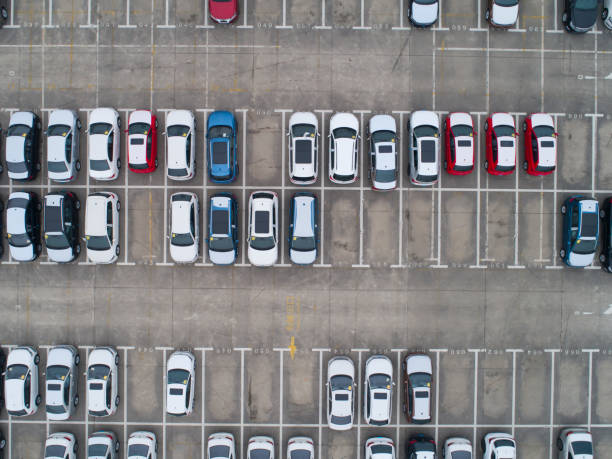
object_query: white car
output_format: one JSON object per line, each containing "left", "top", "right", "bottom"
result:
{"left": 87, "top": 347, "right": 119, "bottom": 417}
{"left": 247, "top": 191, "right": 279, "bottom": 267}
{"left": 47, "top": 109, "right": 81, "bottom": 182}
{"left": 166, "top": 109, "right": 196, "bottom": 180}
{"left": 127, "top": 432, "right": 157, "bottom": 459}
{"left": 409, "top": 0, "right": 439, "bottom": 27}
{"left": 404, "top": 353, "right": 432, "bottom": 424}
{"left": 409, "top": 111, "right": 440, "bottom": 186}
{"left": 327, "top": 356, "right": 355, "bottom": 431}
{"left": 127, "top": 110, "right": 157, "bottom": 171}
{"left": 523, "top": 113, "right": 557, "bottom": 175}
{"left": 485, "top": 113, "right": 516, "bottom": 175}
{"left": 445, "top": 112, "right": 475, "bottom": 174}
{"left": 365, "top": 437, "right": 395, "bottom": 459}
{"left": 166, "top": 350, "right": 196, "bottom": 416}
{"left": 364, "top": 355, "right": 393, "bottom": 425}
{"left": 557, "top": 428, "right": 593, "bottom": 459}
{"left": 287, "top": 437, "right": 314, "bottom": 459}
{"left": 329, "top": 113, "right": 359, "bottom": 184}
{"left": 4, "top": 346, "right": 40, "bottom": 416}
{"left": 170, "top": 192, "right": 199, "bottom": 264}
{"left": 482, "top": 433, "right": 516, "bottom": 459}
{"left": 6, "top": 191, "right": 41, "bottom": 262}
{"left": 443, "top": 437, "right": 472, "bottom": 459}
{"left": 207, "top": 433, "right": 236, "bottom": 459}
{"left": 6, "top": 111, "right": 41, "bottom": 181}
{"left": 88, "top": 108, "right": 121, "bottom": 181}
{"left": 368, "top": 114, "right": 398, "bottom": 191}
{"left": 88, "top": 431, "right": 120, "bottom": 459}
{"left": 604, "top": 0, "right": 612, "bottom": 29}
{"left": 46, "top": 345, "right": 80, "bottom": 421}
{"left": 44, "top": 432, "right": 77, "bottom": 459}
{"left": 288, "top": 112, "right": 319, "bottom": 185}
{"left": 486, "top": 0, "right": 519, "bottom": 28}
{"left": 247, "top": 436, "right": 274, "bottom": 459}
{"left": 85, "top": 192, "right": 120, "bottom": 264}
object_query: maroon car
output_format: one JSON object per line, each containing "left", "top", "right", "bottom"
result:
{"left": 209, "top": 0, "right": 239, "bottom": 24}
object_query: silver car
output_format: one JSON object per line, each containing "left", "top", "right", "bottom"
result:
{"left": 288, "top": 193, "right": 318, "bottom": 265}
{"left": 46, "top": 345, "right": 80, "bottom": 421}
{"left": 47, "top": 110, "right": 82, "bottom": 182}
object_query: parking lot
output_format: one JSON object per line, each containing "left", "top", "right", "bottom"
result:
{"left": 1, "top": 0, "right": 612, "bottom": 457}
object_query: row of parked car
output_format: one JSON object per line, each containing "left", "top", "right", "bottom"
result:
{"left": 0, "top": 347, "right": 594, "bottom": 459}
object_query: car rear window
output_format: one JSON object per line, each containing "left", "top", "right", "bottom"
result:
{"left": 254, "top": 210, "right": 270, "bottom": 234}
{"left": 45, "top": 445, "right": 67, "bottom": 458}
{"left": 47, "top": 383, "right": 62, "bottom": 391}
{"left": 373, "top": 393, "right": 388, "bottom": 400}
{"left": 581, "top": 212, "right": 598, "bottom": 237}
{"left": 169, "top": 388, "right": 183, "bottom": 396}
{"left": 130, "top": 138, "right": 144, "bottom": 145}
{"left": 415, "top": 391, "right": 429, "bottom": 398}
{"left": 210, "top": 446, "right": 231, "bottom": 457}
{"left": 571, "top": 441, "right": 593, "bottom": 455}
{"left": 212, "top": 142, "right": 227, "bottom": 164}
{"left": 90, "top": 383, "right": 103, "bottom": 390}
{"left": 420, "top": 140, "right": 436, "bottom": 162}
{"left": 212, "top": 209, "right": 229, "bottom": 234}
{"left": 457, "top": 140, "right": 472, "bottom": 147}
{"left": 295, "top": 139, "right": 312, "bottom": 164}
{"left": 540, "top": 140, "right": 555, "bottom": 148}
{"left": 371, "top": 445, "right": 392, "bottom": 454}
{"left": 378, "top": 145, "right": 393, "bottom": 153}
{"left": 500, "top": 140, "right": 514, "bottom": 147}
{"left": 450, "top": 452, "right": 471, "bottom": 459}
{"left": 335, "top": 393, "right": 349, "bottom": 401}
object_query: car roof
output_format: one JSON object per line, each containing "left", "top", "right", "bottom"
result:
{"left": 334, "top": 138, "right": 356, "bottom": 174}
{"left": 86, "top": 195, "right": 111, "bottom": 236}
{"left": 292, "top": 195, "right": 315, "bottom": 238}
{"left": 171, "top": 194, "right": 195, "bottom": 234}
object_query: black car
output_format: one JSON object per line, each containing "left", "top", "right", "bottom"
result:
{"left": 406, "top": 434, "right": 437, "bottom": 459}
{"left": 599, "top": 196, "right": 612, "bottom": 273}
{"left": 5, "top": 111, "right": 41, "bottom": 181}
{"left": 6, "top": 191, "right": 41, "bottom": 262}
{"left": 0, "top": 348, "right": 5, "bottom": 412}
{"left": 44, "top": 192, "right": 81, "bottom": 263}
{"left": 563, "top": 0, "right": 599, "bottom": 33}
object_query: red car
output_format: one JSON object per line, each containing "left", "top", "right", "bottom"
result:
{"left": 209, "top": 0, "right": 239, "bottom": 24}
{"left": 127, "top": 110, "right": 158, "bottom": 173}
{"left": 484, "top": 112, "right": 517, "bottom": 176}
{"left": 523, "top": 113, "right": 557, "bottom": 176}
{"left": 444, "top": 112, "right": 475, "bottom": 175}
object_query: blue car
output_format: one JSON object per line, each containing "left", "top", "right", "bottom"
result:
{"left": 560, "top": 195, "right": 599, "bottom": 268}
{"left": 207, "top": 193, "right": 238, "bottom": 265}
{"left": 206, "top": 111, "right": 238, "bottom": 183}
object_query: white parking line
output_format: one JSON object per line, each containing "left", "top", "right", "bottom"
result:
{"left": 237, "top": 109, "right": 249, "bottom": 266}
{"left": 236, "top": 348, "right": 252, "bottom": 459}
{"left": 583, "top": 349, "right": 599, "bottom": 429}
{"left": 315, "top": 110, "right": 332, "bottom": 267}
{"left": 118, "top": 0, "right": 137, "bottom": 28}
{"left": 237, "top": 0, "right": 253, "bottom": 28}
{"left": 506, "top": 349, "right": 523, "bottom": 436}
{"left": 120, "top": 346, "right": 133, "bottom": 453}
{"left": 391, "top": 111, "right": 409, "bottom": 268}
{"left": 313, "top": 0, "right": 331, "bottom": 29}
{"left": 119, "top": 109, "right": 134, "bottom": 266}
{"left": 353, "top": 0, "right": 371, "bottom": 30}
{"left": 545, "top": 349, "right": 560, "bottom": 459}
{"left": 352, "top": 110, "right": 370, "bottom": 268}
{"left": 508, "top": 114, "right": 523, "bottom": 269}
{"left": 391, "top": 0, "right": 410, "bottom": 30}
{"left": 162, "top": 348, "right": 168, "bottom": 459}
{"left": 393, "top": 350, "right": 403, "bottom": 445}
{"left": 356, "top": 349, "right": 365, "bottom": 459}
{"left": 197, "top": 108, "right": 213, "bottom": 265}
{"left": 276, "top": 110, "right": 292, "bottom": 266}
{"left": 197, "top": 347, "right": 212, "bottom": 459}
{"left": 196, "top": 0, "right": 214, "bottom": 29}
{"left": 275, "top": 349, "right": 285, "bottom": 459}
{"left": 431, "top": 349, "right": 447, "bottom": 444}
{"left": 157, "top": 0, "right": 174, "bottom": 28}
{"left": 275, "top": 0, "right": 292, "bottom": 29}
{"left": 316, "top": 349, "right": 326, "bottom": 459}
{"left": 469, "top": 349, "right": 482, "bottom": 447}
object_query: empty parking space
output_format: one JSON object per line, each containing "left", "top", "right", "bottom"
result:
{"left": 592, "top": 352, "right": 612, "bottom": 425}
{"left": 363, "top": 190, "right": 398, "bottom": 267}
{"left": 554, "top": 352, "right": 589, "bottom": 426}
{"left": 166, "top": 425, "right": 199, "bottom": 459}
{"left": 403, "top": 189, "right": 434, "bottom": 265}
{"left": 245, "top": 351, "right": 279, "bottom": 423}
{"left": 442, "top": 191, "right": 476, "bottom": 267}
{"left": 516, "top": 351, "right": 549, "bottom": 425}
{"left": 128, "top": 348, "right": 163, "bottom": 422}
{"left": 518, "top": 191, "right": 553, "bottom": 267}
{"left": 477, "top": 352, "right": 512, "bottom": 426}
{"left": 481, "top": 191, "right": 513, "bottom": 265}
{"left": 438, "top": 351, "right": 474, "bottom": 425}
{"left": 514, "top": 428, "right": 548, "bottom": 459}
{"left": 557, "top": 118, "right": 592, "bottom": 190}
{"left": 283, "top": 350, "right": 318, "bottom": 425}
{"left": 324, "top": 190, "right": 359, "bottom": 266}
{"left": 205, "top": 350, "right": 242, "bottom": 423}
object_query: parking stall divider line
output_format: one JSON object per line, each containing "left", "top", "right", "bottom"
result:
{"left": 394, "top": 350, "right": 403, "bottom": 444}
{"left": 276, "top": 0, "right": 292, "bottom": 29}
{"left": 356, "top": 350, "right": 365, "bottom": 459}
{"left": 470, "top": 113, "right": 485, "bottom": 268}
{"left": 353, "top": 111, "right": 371, "bottom": 269}
{"left": 353, "top": 0, "right": 371, "bottom": 29}
{"left": 237, "top": 109, "right": 249, "bottom": 266}
{"left": 150, "top": 0, "right": 155, "bottom": 110}
{"left": 391, "top": 111, "right": 409, "bottom": 268}
{"left": 119, "top": 0, "right": 137, "bottom": 28}
{"left": 196, "top": 0, "right": 214, "bottom": 28}
{"left": 121, "top": 347, "right": 131, "bottom": 451}
{"left": 509, "top": 113, "right": 522, "bottom": 269}
{"left": 506, "top": 349, "right": 524, "bottom": 436}
{"left": 468, "top": 349, "right": 483, "bottom": 447}
{"left": 313, "top": 0, "right": 331, "bottom": 29}
{"left": 431, "top": 349, "right": 447, "bottom": 444}
{"left": 391, "top": 0, "right": 410, "bottom": 30}
{"left": 545, "top": 349, "right": 560, "bottom": 459}
{"left": 162, "top": 348, "right": 168, "bottom": 459}
{"left": 275, "top": 110, "right": 293, "bottom": 265}
{"left": 317, "top": 349, "right": 326, "bottom": 459}
{"left": 6, "top": 0, "right": 18, "bottom": 28}
{"left": 237, "top": 347, "right": 252, "bottom": 459}
{"left": 120, "top": 109, "right": 133, "bottom": 265}
{"left": 157, "top": 0, "right": 175, "bottom": 28}
{"left": 45, "top": 346, "right": 50, "bottom": 436}
{"left": 277, "top": 349, "right": 285, "bottom": 459}
{"left": 237, "top": 0, "right": 253, "bottom": 28}
{"left": 314, "top": 110, "right": 332, "bottom": 266}
{"left": 197, "top": 348, "right": 213, "bottom": 459}
{"left": 84, "top": 346, "right": 90, "bottom": 451}
{"left": 583, "top": 349, "right": 599, "bottom": 430}
{"left": 197, "top": 109, "right": 214, "bottom": 265}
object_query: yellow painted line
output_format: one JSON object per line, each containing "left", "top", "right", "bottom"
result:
{"left": 289, "top": 336, "right": 297, "bottom": 360}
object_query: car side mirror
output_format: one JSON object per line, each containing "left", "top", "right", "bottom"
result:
{"left": 43, "top": 130, "right": 47, "bottom": 135}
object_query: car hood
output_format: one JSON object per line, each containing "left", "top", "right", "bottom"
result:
{"left": 412, "top": 111, "right": 439, "bottom": 129}
{"left": 170, "top": 243, "right": 197, "bottom": 263}
{"left": 537, "top": 138, "right": 556, "bottom": 167}
{"left": 209, "top": 248, "right": 236, "bottom": 265}
{"left": 413, "top": 388, "right": 430, "bottom": 419}
{"left": 88, "top": 247, "right": 116, "bottom": 264}
{"left": 6, "top": 136, "right": 26, "bottom": 163}
{"left": 497, "top": 137, "right": 516, "bottom": 166}
{"left": 10, "top": 244, "right": 35, "bottom": 262}
{"left": 167, "top": 384, "right": 187, "bottom": 414}
{"left": 369, "top": 114, "right": 396, "bottom": 133}
{"left": 248, "top": 246, "right": 277, "bottom": 267}
{"left": 568, "top": 250, "right": 595, "bottom": 268}
{"left": 168, "top": 137, "right": 188, "bottom": 168}
{"left": 47, "top": 247, "right": 74, "bottom": 263}
{"left": 329, "top": 359, "right": 354, "bottom": 378}
{"left": 335, "top": 138, "right": 356, "bottom": 173}
{"left": 492, "top": 3, "right": 518, "bottom": 25}
{"left": 5, "top": 379, "right": 25, "bottom": 410}
{"left": 290, "top": 248, "right": 316, "bottom": 265}
{"left": 572, "top": 7, "right": 597, "bottom": 30}
{"left": 412, "top": 1, "right": 438, "bottom": 24}
{"left": 129, "top": 134, "right": 148, "bottom": 165}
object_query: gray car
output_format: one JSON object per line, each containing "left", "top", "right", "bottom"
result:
{"left": 288, "top": 193, "right": 318, "bottom": 265}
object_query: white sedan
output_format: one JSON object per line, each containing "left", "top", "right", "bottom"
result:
{"left": 88, "top": 108, "right": 121, "bottom": 181}
{"left": 288, "top": 112, "right": 319, "bottom": 185}
{"left": 85, "top": 192, "right": 121, "bottom": 264}
{"left": 47, "top": 109, "right": 81, "bottom": 182}
{"left": 364, "top": 355, "right": 393, "bottom": 425}
{"left": 166, "top": 350, "right": 196, "bottom": 416}
{"left": 486, "top": 0, "right": 519, "bottom": 28}
{"left": 207, "top": 433, "right": 236, "bottom": 459}
{"left": 88, "top": 431, "right": 120, "bottom": 459}
{"left": 368, "top": 114, "right": 398, "bottom": 191}
{"left": 329, "top": 113, "right": 359, "bottom": 184}
{"left": 87, "top": 347, "right": 119, "bottom": 417}
{"left": 46, "top": 345, "right": 80, "bottom": 420}
{"left": 365, "top": 437, "right": 395, "bottom": 459}
{"left": 409, "top": 0, "right": 438, "bottom": 27}
{"left": 247, "top": 436, "right": 274, "bottom": 459}
{"left": 287, "top": 437, "right": 313, "bottom": 459}
{"left": 327, "top": 356, "right": 355, "bottom": 431}
{"left": 443, "top": 437, "right": 472, "bottom": 459}
{"left": 247, "top": 191, "right": 279, "bottom": 267}
{"left": 482, "top": 433, "right": 516, "bottom": 459}
{"left": 127, "top": 432, "right": 157, "bottom": 459}
{"left": 44, "top": 432, "right": 77, "bottom": 459}
{"left": 166, "top": 110, "right": 196, "bottom": 180}
{"left": 170, "top": 192, "right": 200, "bottom": 264}
{"left": 557, "top": 428, "right": 593, "bottom": 459}
{"left": 5, "top": 346, "right": 40, "bottom": 416}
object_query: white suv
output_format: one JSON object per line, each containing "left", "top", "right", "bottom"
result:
{"left": 288, "top": 112, "right": 319, "bottom": 184}
{"left": 166, "top": 110, "right": 196, "bottom": 180}
{"left": 364, "top": 355, "right": 393, "bottom": 425}
{"left": 247, "top": 191, "right": 279, "bottom": 267}
{"left": 409, "top": 110, "right": 440, "bottom": 186}
{"left": 329, "top": 113, "right": 359, "bottom": 184}
{"left": 170, "top": 192, "right": 199, "bottom": 264}
{"left": 47, "top": 109, "right": 81, "bottom": 182}
{"left": 88, "top": 108, "right": 121, "bottom": 181}
{"left": 85, "top": 192, "right": 120, "bottom": 264}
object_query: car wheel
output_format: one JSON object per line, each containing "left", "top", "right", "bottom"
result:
{"left": 155, "top": 119, "right": 159, "bottom": 129}
{"left": 560, "top": 248, "right": 566, "bottom": 259}
{"left": 35, "top": 394, "right": 41, "bottom": 406}
{"left": 485, "top": 9, "right": 490, "bottom": 21}
{"left": 562, "top": 12, "right": 568, "bottom": 24}
{"left": 73, "top": 442, "right": 78, "bottom": 453}
{"left": 0, "top": 7, "right": 7, "bottom": 20}
{"left": 36, "top": 162, "right": 41, "bottom": 171}
{"left": 522, "top": 121, "right": 527, "bottom": 132}
{"left": 0, "top": 438, "right": 5, "bottom": 449}
{"left": 115, "top": 395, "right": 120, "bottom": 406}
{"left": 523, "top": 161, "right": 528, "bottom": 171}
{"left": 117, "top": 158, "right": 121, "bottom": 169}
{"left": 600, "top": 209, "right": 606, "bottom": 219}
{"left": 600, "top": 253, "right": 606, "bottom": 263}
{"left": 117, "top": 117, "right": 121, "bottom": 129}
{"left": 114, "top": 441, "right": 120, "bottom": 453}
{"left": 75, "top": 160, "right": 81, "bottom": 172}
{"left": 75, "top": 244, "right": 81, "bottom": 255}
{"left": 115, "top": 353, "right": 120, "bottom": 365}
{"left": 34, "top": 353, "right": 40, "bottom": 365}
{"left": 117, "top": 201, "right": 121, "bottom": 211}
{"left": 154, "top": 159, "right": 158, "bottom": 168}
{"left": 115, "top": 245, "right": 120, "bottom": 256}
{"left": 603, "top": 8, "right": 609, "bottom": 21}
{"left": 557, "top": 437, "right": 563, "bottom": 450}
{"left": 36, "top": 201, "right": 42, "bottom": 212}
{"left": 74, "top": 394, "right": 79, "bottom": 406}
{"left": 484, "top": 160, "right": 489, "bottom": 170}
{"left": 484, "top": 121, "right": 489, "bottom": 131}
{"left": 75, "top": 353, "right": 80, "bottom": 365}
{"left": 561, "top": 205, "right": 567, "bottom": 214}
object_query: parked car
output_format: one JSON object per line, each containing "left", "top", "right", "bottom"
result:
{"left": 406, "top": 434, "right": 436, "bottom": 459}
{"left": 329, "top": 113, "right": 359, "bottom": 184}
{"left": 208, "top": 193, "right": 239, "bottom": 265}
{"left": 0, "top": 0, "right": 8, "bottom": 27}
{"left": 560, "top": 196, "right": 599, "bottom": 268}
{"left": 366, "top": 437, "right": 395, "bottom": 459}
{"left": 363, "top": 355, "right": 393, "bottom": 426}
{"left": 44, "top": 192, "right": 81, "bottom": 263}
{"left": 484, "top": 113, "right": 516, "bottom": 176}
{"left": 523, "top": 113, "right": 557, "bottom": 176}
{"left": 87, "top": 347, "right": 119, "bottom": 417}
{"left": 557, "top": 428, "right": 593, "bottom": 459}
{"left": 0, "top": 199, "right": 3, "bottom": 259}
{"left": 207, "top": 110, "right": 238, "bottom": 183}
{"left": 6, "top": 111, "right": 41, "bottom": 181}
{"left": 127, "top": 432, "right": 157, "bottom": 459}
{"left": 0, "top": 349, "right": 5, "bottom": 412}
{"left": 247, "top": 191, "right": 279, "bottom": 267}
{"left": 563, "top": 0, "right": 598, "bottom": 32}
{"left": 166, "top": 351, "right": 196, "bottom": 416}
{"left": 408, "top": 0, "right": 439, "bottom": 27}
{"left": 46, "top": 109, "right": 81, "bottom": 182}
{"left": 166, "top": 110, "right": 196, "bottom": 180}
{"left": 288, "top": 193, "right": 318, "bottom": 265}
{"left": 44, "top": 433, "right": 77, "bottom": 459}
{"left": 87, "top": 431, "right": 120, "bottom": 459}
{"left": 88, "top": 108, "right": 121, "bottom": 181}
{"left": 4, "top": 346, "right": 40, "bottom": 416}
{"left": 403, "top": 353, "right": 432, "bottom": 424}
{"left": 127, "top": 110, "right": 158, "bottom": 173}
{"left": 207, "top": 433, "right": 236, "bottom": 459}
{"left": 481, "top": 433, "right": 516, "bottom": 459}
{"left": 409, "top": 111, "right": 440, "bottom": 186}
{"left": 599, "top": 196, "right": 612, "bottom": 273}
{"left": 209, "top": 0, "right": 238, "bottom": 23}
{"left": 170, "top": 192, "right": 199, "bottom": 264}
{"left": 247, "top": 436, "right": 274, "bottom": 459}
{"left": 46, "top": 345, "right": 80, "bottom": 420}
{"left": 443, "top": 437, "right": 472, "bottom": 459}
{"left": 444, "top": 112, "right": 475, "bottom": 175}
{"left": 485, "top": 0, "right": 519, "bottom": 28}
{"left": 327, "top": 356, "right": 355, "bottom": 431}
{"left": 603, "top": 0, "right": 612, "bottom": 29}
{"left": 0, "top": 429, "right": 5, "bottom": 459}
{"left": 288, "top": 112, "right": 319, "bottom": 185}
{"left": 7, "top": 191, "right": 41, "bottom": 262}
{"left": 84, "top": 192, "right": 120, "bottom": 264}
{"left": 368, "top": 114, "right": 398, "bottom": 190}
{"left": 287, "top": 437, "right": 314, "bottom": 459}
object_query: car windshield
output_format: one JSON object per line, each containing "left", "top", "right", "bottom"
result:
{"left": 414, "top": 441, "right": 435, "bottom": 452}
{"left": 127, "top": 444, "right": 149, "bottom": 457}
{"left": 414, "top": 125, "right": 438, "bottom": 138}
{"left": 6, "top": 364, "right": 28, "bottom": 379}
{"left": 249, "top": 450, "right": 270, "bottom": 459}
{"left": 45, "top": 234, "right": 70, "bottom": 250}
{"left": 87, "top": 235, "right": 111, "bottom": 251}
{"left": 581, "top": 212, "right": 598, "bottom": 238}
{"left": 47, "top": 365, "right": 69, "bottom": 381}
{"left": 451, "top": 124, "right": 473, "bottom": 137}
{"left": 168, "top": 168, "right": 188, "bottom": 177}
{"left": 48, "top": 124, "right": 70, "bottom": 137}
{"left": 333, "top": 127, "right": 356, "bottom": 139}
{"left": 250, "top": 236, "right": 275, "bottom": 251}
{"left": 7, "top": 162, "right": 28, "bottom": 174}
{"left": 209, "top": 235, "right": 234, "bottom": 252}
{"left": 128, "top": 122, "right": 149, "bottom": 135}
{"left": 294, "top": 139, "right": 313, "bottom": 164}
{"left": 168, "top": 369, "right": 190, "bottom": 385}
{"left": 576, "top": 0, "right": 598, "bottom": 10}
{"left": 45, "top": 445, "right": 67, "bottom": 458}
{"left": 89, "top": 123, "right": 111, "bottom": 135}
{"left": 48, "top": 161, "right": 68, "bottom": 173}
{"left": 330, "top": 374, "right": 352, "bottom": 391}
{"left": 88, "top": 444, "right": 108, "bottom": 457}
{"left": 415, "top": 0, "right": 436, "bottom": 4}
{"left": 571, "top": 441, "right": 593, "bottom": 454}
{"left": 409, "top": 372, "right": 432, "bottom": 387}
{"left": 372, "top": 130, "right": 396, "bottom": 144}
{"left": 167, "top": 125, "right": 190, "bottom": 137}
{"left": 292, "top": 123, "right": 315, "bottom": 138}
{"left": 494, "top": 439, "right": 514, "bottom": 449}
{"left": 493, "top": 125, "right": 515, "bottom": 137}
{"left": 212, "top": 142, "right": 228, "bottom": 165}
{"left": 375, "top": 169, "right": 396, "bottom": 183}
{"left": 574, "top": 238, "right": 597, "bottom": 254}
{"left": 533, "top": 125, "right": 554, "bottom": 138}
{"left": 330, "top": 415, "right": 351, "bottom": 425}
{"left": 209, "top": 445, "right": 231, "bottom": 458}
{"left": 370, "top": 445, "right": 393, "bottom": 454}
{"left": 8, "top": 124, "right": 30, "bottom": 136}
{"left": 90, "top": 159, "right": 110, "bottom": 171}
{"left": 9, "top": 233, "right": 31, "bottom": 248}
{"left": 495, "top": 0, "right": 518, "bottom": 6}
{"left": 208, "top": 125, "right": 232, "bottom": 139}
{"left": 369, "top": 373, "right": 391, "bottom": 389}
{"left": 291, "top": 236, "right": 316, "bottom": 252}
{"left": 450, "top": 452, "right": 471, "bottom": 459}
{"left": 46, "top": 405, "right": 67, "bottom": 414}
{"left": 88, "top": 364, "right": 110, "bottom": 380}
{"left": 172, "top": 232, "right": 194, "bottom": 247}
